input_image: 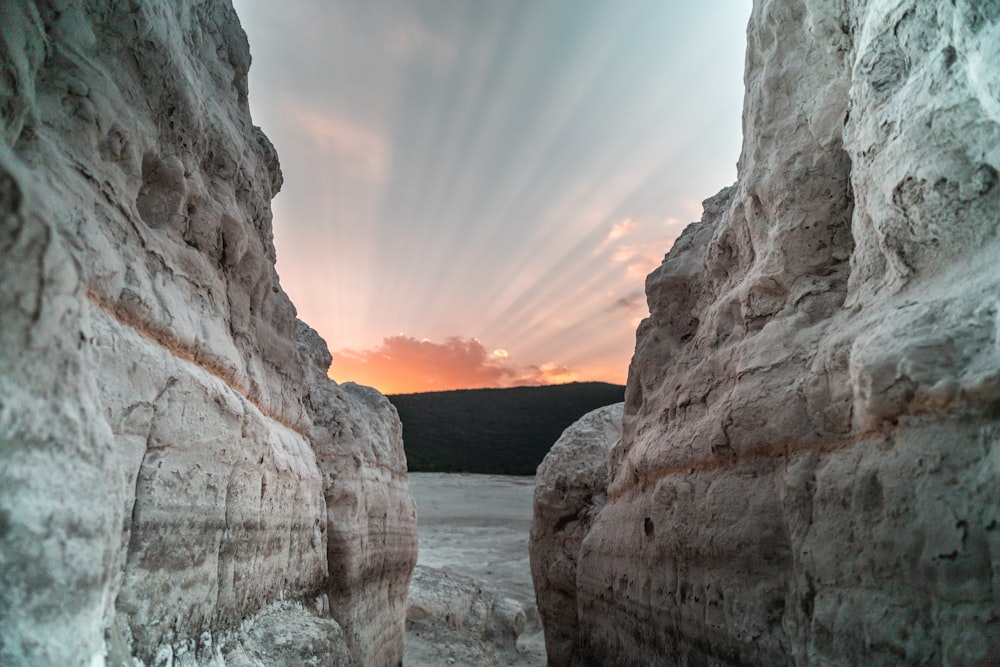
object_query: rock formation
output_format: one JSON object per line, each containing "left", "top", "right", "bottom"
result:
{"left": 0, "top": 1, "right": 416, "bottom": 665}
{"left": 298, "top": 322, "right": 418, "bottom": 666}
{"left": 529, "top": 404, "right": 623, "bottom": 667}
{"left": 405, "top": 565, "right": 528, "bottom": 666}
{"left": 535, "top": 1, "right": 1000, "bottom": 665}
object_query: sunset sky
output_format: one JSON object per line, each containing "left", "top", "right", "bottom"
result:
{"left": 232, "top": 0, "right": 750, "bottom": 394}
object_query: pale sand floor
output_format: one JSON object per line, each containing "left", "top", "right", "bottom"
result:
{"left": 406, "top": 472, "right": 546, "bottom": 666}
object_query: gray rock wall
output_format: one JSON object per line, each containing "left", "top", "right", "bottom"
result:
{"left": 0, "top": 1, "right": 415, "bottom": 665}
{"left": 564, "top": 1, "right": 999, "bottom": 665}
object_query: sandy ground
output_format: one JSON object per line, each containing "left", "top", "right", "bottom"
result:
{"left": 406, "top": 472, "right": 546, "bottom": 666}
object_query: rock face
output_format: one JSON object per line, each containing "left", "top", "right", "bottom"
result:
{"left": 0, "top": 1, "right": 415, "bottom": 665}
{"left": 529, "top": 404, "right": 623, "bottom": 667}
{"left": 539, "top": 1, "right": 1000, "bottom": 665}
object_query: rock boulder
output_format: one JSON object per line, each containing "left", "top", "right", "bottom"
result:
{"left": 529, "top": 404, "right": 623, "bottom": 667}
{"left": 405, "top": 565, "right": 528, "bottom": 666}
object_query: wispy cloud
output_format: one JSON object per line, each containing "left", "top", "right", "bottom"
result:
{"left": 606, "top": 218, "right": 636, "bottom": 242}
{"left": 611, "top": 241, "right": 669, "bottom": 282}
{"left": 592, "top": 217, "right": 638, "bottom": 257}
{"left": 517, "top": 362, "right": 578, "bottom": 386}
{"left": 287, "top": 104, "right": 389, "bottom": 182}
{"left": 331, "top": 335, "right": 578, "bottom": 394}
{"left": 388, "top": 11, "right": 457, "bottom": 63}
{"left": 609, "top": 290, "right": 646, "bottom": 313}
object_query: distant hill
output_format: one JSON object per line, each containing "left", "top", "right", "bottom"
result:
{"left": 388, "top": 382, "right": 625, "bottom": 475}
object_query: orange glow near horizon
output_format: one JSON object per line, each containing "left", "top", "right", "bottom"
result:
{"left": 329, "top": 334, "right": 626, "bottom": 395}
{"left": 303, "top": 225, "right": 675, "bottom": 396}
{"left": 233, "top": 1, "right": 749, "bottom": 398}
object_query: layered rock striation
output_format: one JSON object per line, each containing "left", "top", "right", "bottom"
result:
{"left": 0, "top": 1, "right": 415, "bottom": 665}
{"left": 537, "top": 1, "right": 999, "bottom": 665}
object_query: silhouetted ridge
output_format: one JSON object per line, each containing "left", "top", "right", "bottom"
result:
{"left": 389, "top": 382, "right": 625, "bottom": 475}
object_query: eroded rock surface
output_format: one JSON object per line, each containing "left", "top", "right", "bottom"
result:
{"left": 0, "top": 1, "right": 415, "bottom": 664}
{"left": 298, "top": 321, "right": 418, "bottom": 667}
{"left": 539, "top": 1, "right": 999, "bottom": 665}
{"left": 104, "top": 600, "right": 353, "bottom": 667}
{"left": 405, "top": 565, "right": 528, "bottom": 667}
{"left": 529, "top": 404, "right": 623, "bottom": 667}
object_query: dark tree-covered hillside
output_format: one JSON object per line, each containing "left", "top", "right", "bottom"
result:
{"left": 388, "top": 382, "right": 625, "bottom": 475}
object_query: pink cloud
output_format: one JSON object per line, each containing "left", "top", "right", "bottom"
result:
{"left": 288, "top": 104, "right": 388, "bottom": 181}
{"left": 331, "top": 335, "right": 579, "bottom": 394}
{"left": 606, "top": 218, "right": 636, "bottom": 242}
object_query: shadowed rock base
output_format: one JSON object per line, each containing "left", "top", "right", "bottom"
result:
{"left": 406, "top": 565, "right": 528, "bottom": 666}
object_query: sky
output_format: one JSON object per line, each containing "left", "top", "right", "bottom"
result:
{"left": 232, "top": 0, "right": 751, "bottom": 394}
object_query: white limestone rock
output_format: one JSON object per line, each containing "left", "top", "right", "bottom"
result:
{"left": 0, "top": 2, "right": 413, "bottom": 665}
{"left": 529, "top": 404, "right": 623, "bottom": 667}
{"left": 102, "top": 600, "right": 353, "bottom": 667}
{"left": 561, "top": 1, "right": 1000, "bottom": 665}
{"left": 94, "top": 310, "right": 329, "bottom": 660}
{"left": 404, "top": 565, "right": 528, "bottom": 667}
{"left": 224, "top": 602, "right": 353, "bottom": 667}
{"left": 297, "top": 321, "right": 419, "bottom": 667}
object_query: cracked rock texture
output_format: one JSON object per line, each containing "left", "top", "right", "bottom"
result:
{"left": 529, "top": 404, "right": 623, "bottom": 667}
{"left": 543, "top": 1, "right": 1000, "bottom": 665}
{"left": 0, "top": 1, "right": 415, "bottom": 665}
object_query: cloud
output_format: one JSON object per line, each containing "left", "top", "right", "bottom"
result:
{"left": 593, "top": 217, "right": 637, "bottom": 256}
{"left": 606, "top": 218, "right": 636, "bottom": 242}
{"left": 331, "top": 335, "right": 578, "bottom": 394}
{"left": 591, "top": 218, "right": 677, "bottom": 282}
{"left": 387, "top": 12, "right": 457, "bottom": 63}
{"left": 610, "top": 241, "right": 669, "bottom": 281}
{"left": 609, "top": 290, "right": 646, "bottom": 313}
{"left": 516, "top": 362, "right": 578, "bottom": 386}
{"left": 287, "top": 104, "right": 388, "bottom": 182}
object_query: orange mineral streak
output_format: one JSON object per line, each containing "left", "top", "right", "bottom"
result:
{"left": 608, "top": 429, "right": 876, "bottom": 502}
{"left": 85, "top": 287, "right": 307, "bottom": 437}
{"left": 607, "top": 401, "right": 978, "bottom": 503}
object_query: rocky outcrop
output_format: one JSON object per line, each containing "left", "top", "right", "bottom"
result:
{"left": 542, "top": 1, "right": 999, "bottom": 665}
{"left": 103, "top": 600, "right": 353, "bottom": 667}
{"left": 298, "top": 322, "right": 418, "bottom": 666}
{"left": 529, "top": 404, "right": 623, "bottom": 667}
{"left": 405, "top": 565, "right": 528, "bottom": 666}
{"left": 224, "top": 603, "right": 354, "bottom": 667}
{"left": 0, "top": 1, "right": 415, "bottom": 665}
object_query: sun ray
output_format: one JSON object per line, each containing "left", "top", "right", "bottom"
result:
{"left": 236, "top": 0, "right": 751, "bottom": 391}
